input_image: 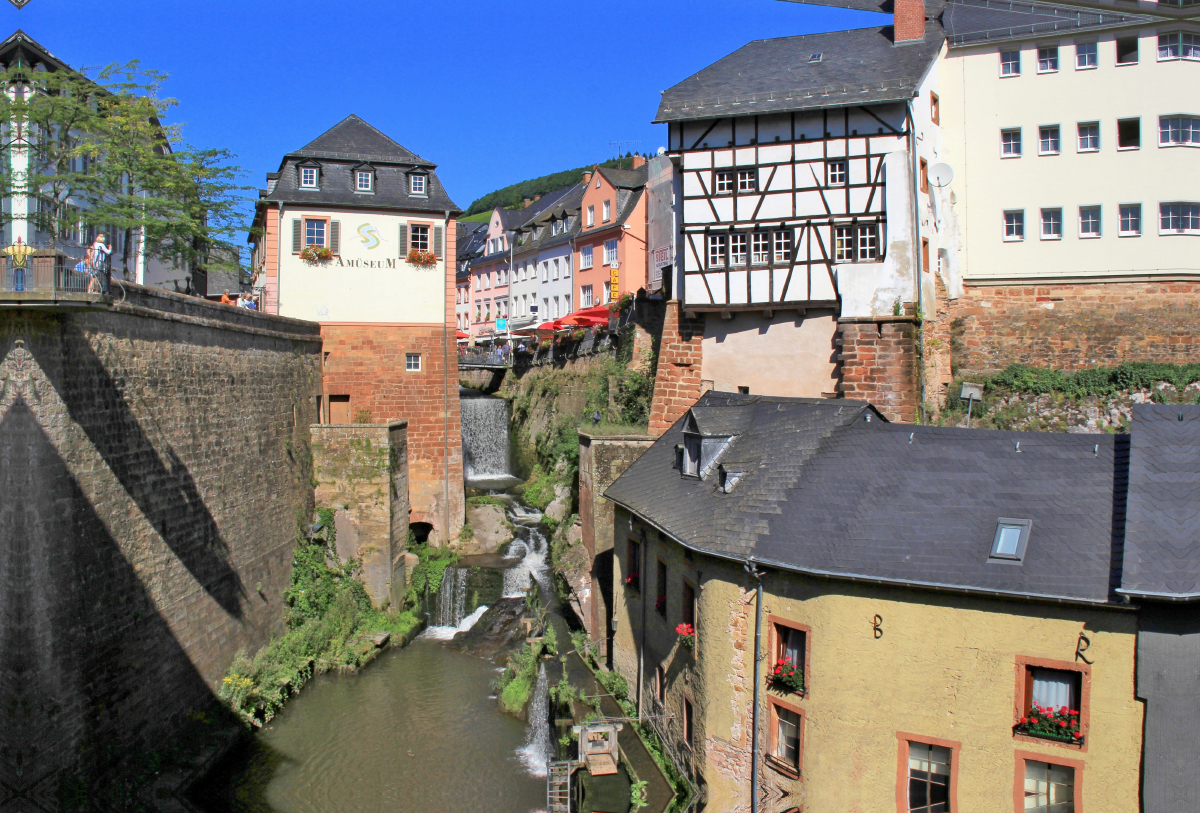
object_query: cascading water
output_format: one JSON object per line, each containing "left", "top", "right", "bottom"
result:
{"left": 460, "top": 391, "right": 516, "bottom": 485}
{"left": 517, "top": 662, "right": 552, "bottom": 777}
{"left": 424, "top": 568, "right": 490, "bottom": 639}
{"left": 502, "top": 529, "right": 549, "bottom": 598}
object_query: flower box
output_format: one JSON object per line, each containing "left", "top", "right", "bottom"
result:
{"left": 769, "top": 657, "right": 804, "bottom": 694}
{"left": 299, "top": 245, "right": 333, "bottom": 263}
{"left": 624, "top": 573, "right": 640, "bottom": 591}
{"left": 407, "top": 249, "right": 437, "bottom": 267}
{"left": 676, "top": 623, "right": 695, "bottom": 650}
{"left": 1014, "top": 703, "right": 1084, "bottom": 745}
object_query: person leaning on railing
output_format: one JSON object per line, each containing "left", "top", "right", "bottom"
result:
{"left": 86, "top": 233, "right": 112, "bottom": 294}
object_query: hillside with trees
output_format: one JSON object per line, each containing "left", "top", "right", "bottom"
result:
{"left": 463, "top": 154, "right": 648, "bottom": 217}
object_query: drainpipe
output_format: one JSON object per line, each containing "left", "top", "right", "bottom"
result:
{"left": 745, "top": 556, "right": 763, "bottom": 813}
{"left": 637, "top": 530, "right": 647, "bottom": 720}
{"left": 444, "top": 210, "right": 452, "bottom": 544}
{"left": 906, "top": 99, "right": 922, "bottom": 322}
{"left": 276, "top": 203, "right": 284, "bottom": 315}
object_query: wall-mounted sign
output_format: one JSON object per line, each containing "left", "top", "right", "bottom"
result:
{"left": 496, "top": 318, "right": 507, "bottom": 332}
{"left": 358, "top": 223, "right": 381, "bottom": 250}
{"left": 610, "top": 269, "right": 620, "bottom": 288}
{"left": 653, "top": 246, "right": 671, "bottom": 268}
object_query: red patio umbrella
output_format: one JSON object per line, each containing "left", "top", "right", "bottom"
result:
{"left": 455, "top": 329, "right": 469, "bottom": 339}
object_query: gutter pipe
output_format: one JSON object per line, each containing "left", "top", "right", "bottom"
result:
{"left": 907, "top": 98, "right": 922, "bottom": 322}
{"left": 444, "top": 209, "right": 452, "bottom": 544}
{"left": 745, "top": 556, "right": 763, "bottom": 813}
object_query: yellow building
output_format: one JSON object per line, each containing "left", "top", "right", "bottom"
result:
{"left": 604, "top": 395, "right": 1196, "bottom": 813}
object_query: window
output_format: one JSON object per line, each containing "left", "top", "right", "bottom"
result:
{"left": 991, "top": 518, "right": 1032, "bottom": 560}
{"left": 626, "top": 539, "right": 641, "bottom": 588}
{"left": 586, "top": 205, "right": 595, "bottom": 227}
{"left": 1160, "top": 202, "right": 1200, "bottom": 233}
{"left": 305, "top": 219, "right": 326, "bottom": 247}
{"left": 835, "top": 226, "right": 855, "bottom": 261}
{"left": 858, "top": 224, "right": 879, "bottom": 261}
{"left": 1041, "top": 209, "right": 1063, "bottom": 239}
{"left": 655, "top": 560, "right": 667, "bottom": 617}
{"left": 1004, "top": 210, "right": 1025, "bottom": 241}
{"left": 563, "top": 256, "right": 571, "bottom": 278}
{"left": 484, "top": 272, "right": 491, "bottom": 289}
{"left": 1075, "top": 41, "right": 1097, "bottom": 69}
{"left": 826, "top": 160, "right": 847, "bottom": 185}
{"left": 1079, "top": 206, "right": 1101, "bottom": 237}
{"left": 410, "top": 174, "right": 427, "bottom": 194}
{"left": 405, "top": 353, "right": 421, "bottom": 371}
{"left": 603, "top": 282, "right": 612, "bottom": 304}
{"left": 1159, "top": 116, "right": 1200, "bottom": 146}
{"left": 411, "top": 225, "right": 430, "bottom": 252}
{"left": 833, "top": 224, "right": 878, "bottom": 262}
{"left": 775, "top": 623, "right": 805, "bottom": 681}
{"left": 1116, "top": 35, "right": 1138, "bottom": 65}
{"left": 552, "top": 258, "right": 560, "bottom": 280}
{"left": 682, "top": 434, "right": 701, "bottom": 476}
{"left": 920, "top": 158, "right": 929, "bottom": 193}
{"left": 581, "top": 245, "right": 594, "bottom": 268}
{"left": 1119, "top": 203, "right": 1142, "bottom": 236}
{"left": 655, "top": 665, "right": 666, "bottom": 703}
{"left": 604, "top": 239, "right": 619, "bottom": 266}
{"left": 474, "top": 299, "right": 481, "bottom": 321}
{"left": 930, "top": 91, "right": 940, "bottom": 124}
{"left": 1023, "top": 760, "right": 1075, "bottom": 813}
{"left": 907, "top": 743, "right": 952, "bottom": 813}
{"left": 1037, "top": 45, "right": 1059, "bottom": 72}
{"left": 770, "top": 703, "right": 802, "bottom": 775}
{"left": 1158, "top": 32, "right": 1200, "bottom": 60}
{"left": 300, "top": 166, "right": 318, "bottom": 188}
{"left": 1077, "top": 122, "right": 1099, "bottom": 151}
{"left": 542, "top": 262, "right": 549, "bottom": 282}
{"left": 602, "top": 200, "right": 611, "bottom": 222}
{"left": 1117, "top": 118, "right": 1141, "bottom": 149}
{"left": 475, "top": 275, "right": 481, "bottom": 291}
{"left": 1038, "top": 125, "right": 1061, "bottom": 155}
{"left": 356, "top": 170, "right": 373, "bottom": 191}
{"left": 683, "top": 697, "right": 694, "bottom": 750}
{"left": 542, "top": 297, "right": 549, "bottom": 315}
{"left": 1001, "top": 128, "right": 1022, "bottom": 157}
{"left": 581, "top": 284, "right": 593, "bottom": 308}
{"left": 715, "top": 170, "right": 734, "bottom": 193}
{"left": 552, "top": 297, "right": 560, "bottom": 318}
{"left": 681, "top": 582, "right": 696, "bottom": 628}
{"left": 729, "top": 233, "right": 748, "bottom": 266}
{"left": 737, "top": 169, "right": 757, "bottom": 192}
{"left": 1001, "top": 49, "right": 1021, "bottom": 76}
{"left": 773, "top": 231, "right": 791, "bottom": 263}
{"left": 707, "top": 234, "right": 727, "bottom": 268}
{"left": 751, "top": 232, "right": 770, "bottom": 265}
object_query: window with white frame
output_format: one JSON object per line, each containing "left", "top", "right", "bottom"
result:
{"left": 1159, "top": 32, "right": 1200, "bottom": 60}
{"left": 1119, "top": 204, "right": 1142, "bottom": 236}
{"left": 1076, "top": 41, "right": 1098, "bottom": 69}
{"left": 602, "top": 200, "right": 611, "bottom": 221}
{"left": 356, "top": 170, "right": 373, "bottom": 191}
{"left": 542, "top": 261, "right": 549, "bottom": 282}
{"left": 1001, "top": 49, "right": 1021, "bottom": 76}
{"left": 410, "top": 174, "right": 427, "bottom": 194}
{"left": 475, "top": 274, "right": 481, "bottom": 291}
{"left": 581, "top": 245, "right": 594, "bottom": 268}
{"left": 1038, "top": 125, "right": 1061, "bottom": 155}
{"left": 729, "top": 233, "right": 748, "bottom": 265}
{"left": 737, "top": 169, "right": 757, "bottom": 192}
{"left": 405, "top": 353, "right": 421, "bottom": 371}
{"left": 1041, "top": 208, "right": 1063, "bottom": 239}
{"left": 552, "top": 258, "right": 560, "bottom": 280}
{"left": 908, "top": 743, "right": 952, "bottom": 813}
{"left": 707, "top": 234, "right": 727, "bottom": 268}
{"left": 305, "top": 219, "right": 326, "bottom": 247}
{"left": 773, "top": 231, "right": 791, "bottom": 263}
{"left": 581, "top": 284, "right": 594, "bottom": 308}
{"left": 1077, "top": 122, "right": 1100, "bottom": 151}
{"left": 1160, "top": 116, "right": 1200, "bottom": 146}
{"left": 1001, "top": 128, "right": 1022, "bottom": 157}
{"left": 300, "top": 166, "right": 318, "bottom": 188}
{"left": 856, "top": 224, "right": 878, "bottom": 261}
{"left": 835, "top": 226, "right": 855, "bottom": 261}
{"left": 542, "top": 297, "right": 549, "bottom": 315}
{"left": 474, "top": 299, "right": 481, "bottom": 321}
{"left": 411, "top": 225, "right": 430, "bottom": 252}
{"left": 586, "top": 205, "right": 595, "bottom": 226}
{"left": 715, "top": 171, "right": 734, "bottom": 193}
{"left": 1079, "top": 205, "right": 1102, "bottom": 237}
{"left": 1023, "top": 760, "right": 1074, "bottom": 813}
{"left": 751, "top": 232, "right": 770, "bottom": 265}
{"left": 1037, "top": 45, "right": 1059, "bottom": 72}
{"left": 484, "top": 272, "right": 491, "bottom": 289}
{"left": 1160, "top": 202, "right": 1200, "bottom": 233}
{"left": 604, "top": 239, "right": 618, "bottom": 266}
{"left": 826, "top": 160, "right": 847, "bottom": 185}
{"left": 564, "top": 293, "right": 571, "bottom": 313}
{"left": 552, "top": 297, "right": 560, "bottom": 318}
{"left": 1004, "top": 210, "right": 1025, "bottom": 240}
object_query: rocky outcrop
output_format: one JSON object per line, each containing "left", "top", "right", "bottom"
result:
{"left": 545, "top": 484, "right": 573, "bottom": 523}
{"left": 459, "top": 503, "right": 515, "bottom": 554}
{"left": 449, "top": 598, "right": 528, "bottom": 662}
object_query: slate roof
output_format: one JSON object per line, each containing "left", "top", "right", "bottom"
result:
{"left": 606, "top": 392, "right": 1139, "bottom": 605}
{"left": 1120, "top": 405, "right": 1200, "bottom": 600}
{"left": 512, "top": 183, "right": 587, "bottom": 259}
{"left": 942, "top": 0, "right": 1153, "bottom": 46}
{"left": 653, "top": 27, "right": 943, "bottom": 123}
{"left": 457, "top": 222, "right": 488, "bottom": 264}
{"left": 290, "top": 114, "right": 433, "bottom": 166}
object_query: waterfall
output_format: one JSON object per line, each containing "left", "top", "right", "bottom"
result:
{"left": 422, "top": 604, "right": 490, "bottom": 641}
{"left": 460, "top": 393, "right": 512, "bottom": 482}
{"left": 502, "top": 529, "right": 549, "bottom": 598}
{"left": 517, "top": 662, "right": 551, "bottom": 777}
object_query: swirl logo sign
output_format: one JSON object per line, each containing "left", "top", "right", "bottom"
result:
{"left": 358, "top": 223, "right": 381, "bottom": 250}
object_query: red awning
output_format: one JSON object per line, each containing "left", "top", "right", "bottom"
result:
{"left": 455, "top": 329, "right": 469, "bottom": 339}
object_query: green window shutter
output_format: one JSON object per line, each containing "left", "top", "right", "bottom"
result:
{"left": 398, "top": 224, "right": 408, "bottom": 257}
{"left": 330, "top": 221, "right": 340, "bottom": 255}
{"left": 292, "top": 218, "right": 301, "bottom": 253}
{"left": 433, "top": 225, "right": 443, "bottom": 258}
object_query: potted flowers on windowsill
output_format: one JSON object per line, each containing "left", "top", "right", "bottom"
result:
{"left": 769, "top": 657, "right": 805, "bottom": 695}
{"left": 624, "top": 573, "right": 640, "bottom": 591}
{"left": 299, "top": 245, "right": 333, "bottom": 263}
{"left": 1014, "top": 703, "right": 1084, "bottom": 745}
{"left": 407, "top": 249, "right": 437, "bottom": 267}
{"left": 676, "top": 623, "right": 695, "bottom": 650}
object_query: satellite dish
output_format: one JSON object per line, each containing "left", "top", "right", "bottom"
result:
{"left": 929, "top": 162, "right": 954, "bottom": 188}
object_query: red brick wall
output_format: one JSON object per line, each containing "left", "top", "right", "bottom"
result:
{"left": 836, "top": 318, "right": 920, "bottom": 423}
{"left": 894, "top": 0, "right": 926, "bottom": 41}
{"left": 320, "top": 322, "right": 464, "bottom": 544}
{"left": 946, "top": 281, "right": 1200, "bottom": 376}
{"left": 648, "top": 301, "right": 706, "bottom": 435}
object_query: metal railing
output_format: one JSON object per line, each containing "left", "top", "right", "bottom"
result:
{"left": 458, "top": 348, "right": 513, "bottom": 368}
{"left": 0, "top": 243, "right": 99, "bottom": 295}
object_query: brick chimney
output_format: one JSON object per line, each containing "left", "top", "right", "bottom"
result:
{"left": 894, "top": 0, "right": 925, "bottom": 42}
{"left": 534, "top": 194, "right": 542, "bottom": 202}
{"left": 582, "top": 170, "right": 593, "bottom": 185}
{"left": 523, "top": 197, "right": 532, "bottom": 208}
{"left": 631, "top": 155, "right": 646, "bottom": 169}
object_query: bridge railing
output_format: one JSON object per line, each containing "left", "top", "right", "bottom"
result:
{"left": 0, "top": 244, "right": 97, "bottom": 295}
{"left": 458, "top": 348, "right": 512, "bottom": 368}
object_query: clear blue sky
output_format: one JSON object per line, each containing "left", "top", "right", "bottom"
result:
{"left": 1, "top": 0, "right": 880, "bottom": 215}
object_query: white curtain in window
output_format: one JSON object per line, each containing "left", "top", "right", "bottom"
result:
{"left": 1031, "top": 669, "right": 1074, "bottom": 710}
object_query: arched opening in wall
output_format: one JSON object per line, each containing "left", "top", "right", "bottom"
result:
{"left": 410, "top": 522, "right": 433, "bottom": 544}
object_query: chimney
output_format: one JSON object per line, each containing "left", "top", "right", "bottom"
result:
{"left": 894, "top": 0, "right": 925, "bottom": 42}
{"left": 523, "top": 197, "right": 532, "bottom": 209}
{"left": 534, "top": 194, "right": 542, "bottom": 202}
{"left": 631, "top": 155, "right": 646, "bottom": 169}
{"left": 582, "top": 170, "right": 593, "bottom": 185}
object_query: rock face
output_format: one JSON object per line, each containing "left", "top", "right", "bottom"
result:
{"left": 449, "top": 598, "right": 528, "bottom": 662}
{"left": 460, "top": 503, "right": 514, "bottom": 554}
{"left": 545, "top": 484, "right": 573, "bottom": 523}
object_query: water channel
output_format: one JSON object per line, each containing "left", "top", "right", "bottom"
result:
{"left": 192, "top": 391, "right": 562, "bottom": 813}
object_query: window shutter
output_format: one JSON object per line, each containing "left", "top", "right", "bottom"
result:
{"left": 398, "top": 224, "right": 408, "bottom": 257}
{"left": 292, "top": 218, "right": 301, "bottom": 253}
{"left": 433, "top": 225, "right": 443, "bottom": 258}
{"left": 330, "top": 221, "right": 340, "bottom": 255}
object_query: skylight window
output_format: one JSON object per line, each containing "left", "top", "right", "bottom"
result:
{"left": 809, "top": 53, "right": 823, "bottom": 62}
{"left": 990, "top": 518, "right": 1032, "bottom": 562}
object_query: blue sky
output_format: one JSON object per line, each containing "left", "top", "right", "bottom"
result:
{"left": 1, "top": 0, "right": 879, "bottom": 214}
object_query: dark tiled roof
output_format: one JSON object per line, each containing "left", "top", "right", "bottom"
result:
{"left": 599, "top": 165, "right": 648, "bottom": 190}
{"left": 607, "top": 392, "right": 1130, "bottom": 605}
{"left": 290, "top": 114, "right": 433, "bottom": 166}
{"left": 942, "top": 0, "right": 1152, "bottom": 46}
{"left": 1121, "top": 405, "right": 1200, "bottom": 600}
{"left": 457, "top": 222, "right": 488, "bottom": 262}
{"left": 654, "top": 27, "right": 943, "bottom": 123}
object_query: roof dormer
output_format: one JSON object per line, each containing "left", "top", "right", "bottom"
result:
{"left": 296, "top": 159, "right": 321, "bottom": 190}
{"left": 351, "top": 162, "right": 375, "bottom": 194}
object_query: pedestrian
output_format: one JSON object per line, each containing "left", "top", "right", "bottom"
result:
{"left": 246, "top": 296, "right": 258, "bottom": 311}
{"left": 85, "top": 233, "right": 112, "bottom": 294}
{"left": 220, "top": 290, "right": 233, "bottom": 305}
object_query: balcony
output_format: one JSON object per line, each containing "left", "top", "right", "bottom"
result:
{"left": 0, "top": 244, "right": 103, "bottom": 303}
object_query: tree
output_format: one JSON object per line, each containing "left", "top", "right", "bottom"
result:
{"left": 0, "top": 59, "right": 251, "bottom": 279}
